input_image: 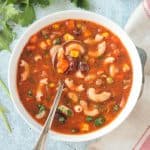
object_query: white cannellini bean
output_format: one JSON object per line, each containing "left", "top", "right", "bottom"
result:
{"left": 74, "top": 105, "right": 83, "bottom": 113}
{"left": 75, "top": 70, "right": 85, "bottom": 78}
{"left": 40, "top": 78, "right": 48, "bottom": 84}
{"left": 35, "top": 110, "right": 46, "bottom": 119}
{"left": 109, "top": 64, "right": 119, "bottom": 77}
{"left": 98, "top": 41, "right": 106, "bottom": 56}
{"left": 20, "top": 60, "right": 30, "bottom": 81}
{"left": 34, "top": 55, "right": 42, "bottom": 62}
{"left": 95, "top": 34, "right": 103, "bottom": 42}
{"left": 95, "top": 79, "right": 102, "bottom": 86}
{"left": 104, "top": 57, "right": 115, "bottom": 64}
{"left": 85, "top": 74, "right": 96, "bottom": 81}
{"left": 76, "top": 84, "right": 85, "bottom": 92}
{"left": 123, "top": 64, "right": 130, "bottom": 72}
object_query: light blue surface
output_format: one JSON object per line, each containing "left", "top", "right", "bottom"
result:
{"left": 0, "top": 0, "right": 141, "bottom": 149}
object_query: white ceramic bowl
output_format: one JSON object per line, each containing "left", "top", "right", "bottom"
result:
{"left": 8, "top": 10, "right": 143, "bottom": 142}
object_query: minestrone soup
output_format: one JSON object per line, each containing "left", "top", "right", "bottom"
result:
{"left": 17, "top": 19, "right": 132, "bottom": 134}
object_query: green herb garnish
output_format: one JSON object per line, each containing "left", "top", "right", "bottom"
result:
{"left": 58, "top": 105, "right": 73, "bottom": 117}
{"left": 53, "top": 37, "right": 61, "bottom": 45}
{"left": 94, "top": 116, "right": 105, "bottom": 127}
{"left": 67, "top": 109, "right": 72, "bottom": 117}
{"left": 38, "top": 104, "right": 45, "bottom": 113}
{"left": 113, "top": 104, "right": 120, "bottom": 112}
{"left": 86, "top": 116, "right": 93, "bottom": 122}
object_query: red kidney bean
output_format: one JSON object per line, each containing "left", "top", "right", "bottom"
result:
{"left": 78, "top": 61, "right": 89, "bottom": 73}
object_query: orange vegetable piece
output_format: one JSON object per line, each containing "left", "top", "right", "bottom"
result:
{"left": 66, "top": 20, "right": 75, "bottom": 30}
{"left": 57, "top": 58, "right": 69, "bottom": 73}
{"left": 30, "top": 35, "right": 38, "bottom": 43}
{"left": 83, "top": 29, "right": 91, "bottom": 38}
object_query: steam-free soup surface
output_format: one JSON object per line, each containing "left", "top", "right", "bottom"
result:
{"left": 17, "top": 19, "right": 132, "bottom": 134}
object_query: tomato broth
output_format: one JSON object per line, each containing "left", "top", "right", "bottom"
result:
{"left": 17, "top": 19, "right": 132, "bottom": 134}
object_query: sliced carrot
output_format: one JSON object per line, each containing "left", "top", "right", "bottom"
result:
{"left": 66, "top": 20, "right": 75, "bottom": 30}
{"left": 83, "top": 29, "right": 91, "bottom": 38}
{"left": 57, "top": 58, "right": 69, "bottom": 73}
{"left": 116, "top": 74, "right": 124, "bottom": 80}
{"left": 30, "top": 35, "right": 38, "bottom": 43}
{"left": 111, "top": 36, "right": 119, "bottom": 43}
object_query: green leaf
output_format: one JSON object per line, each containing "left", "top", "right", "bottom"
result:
{"left": 0, "top": 77, "right": 10, "bottom": 97}
{"left": 6, "top": 0, "right": 18, "bottom": 4}
{"left": 113, "top": 104, "right": 120, "bottom": 112}
{"left": 86, "top": 116, "right": 93, "bottom": 122}
{"left": 0, "top": 4, "right": 20, "bottom": 22}
{"left": 94, "top": 116, "right": 105, "bottom": 127}
{"left": 0, "top": 104, "right": 12, "bottom": 132}
{"left": 71, "top": 0, "right": 89, "bottom": 9}
{"left": 29, "top": 0, "right": 51, "bottom": 7}
{"left": 0, "top": 22, "right": 14, "bottom": 51}
{"left": 17, "top": 4, "right": 36, "bottom": 26}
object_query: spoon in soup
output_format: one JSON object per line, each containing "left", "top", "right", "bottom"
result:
{"left": 33, "top": 81, "right": 64, "bottom": 150}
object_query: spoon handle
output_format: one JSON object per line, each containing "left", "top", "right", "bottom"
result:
{"left": 33, "top": 81, "right": 64, "bottom": 150}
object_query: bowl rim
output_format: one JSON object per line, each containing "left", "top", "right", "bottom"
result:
{"left": 8, "top": 10, "right": 143, "bottom": 142}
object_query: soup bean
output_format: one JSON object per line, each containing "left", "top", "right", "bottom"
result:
{"left": 78, "top": 61, "right": 89, "bottom": 73}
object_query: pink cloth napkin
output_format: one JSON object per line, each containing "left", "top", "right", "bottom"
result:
{"left": 125, "top": 0, "right": 150, "bottom": 75}
{"left": 88, "top": 1, "right": 150, "bottom": 150}
{"left": 133, "top": 126, "right": 150, "bottom": 150}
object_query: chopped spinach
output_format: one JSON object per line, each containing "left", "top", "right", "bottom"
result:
{"left": 38, "top": 104, "right": 45, "bottom": 113}
{"left": 94, "top": 116, "right": 105, "bottom": 127}
{"left": 113, "top": 104, "right": 120, "bottom": 112}
{"left": 86, "top": 116, "right": 93, "bottom": 122}
{"left": 53, "top": 37, "right": 61, "bottom": 45}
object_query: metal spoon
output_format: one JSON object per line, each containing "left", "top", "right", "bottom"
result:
{"left": 33, "top": 81, "right": 64, "bottom": 150}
